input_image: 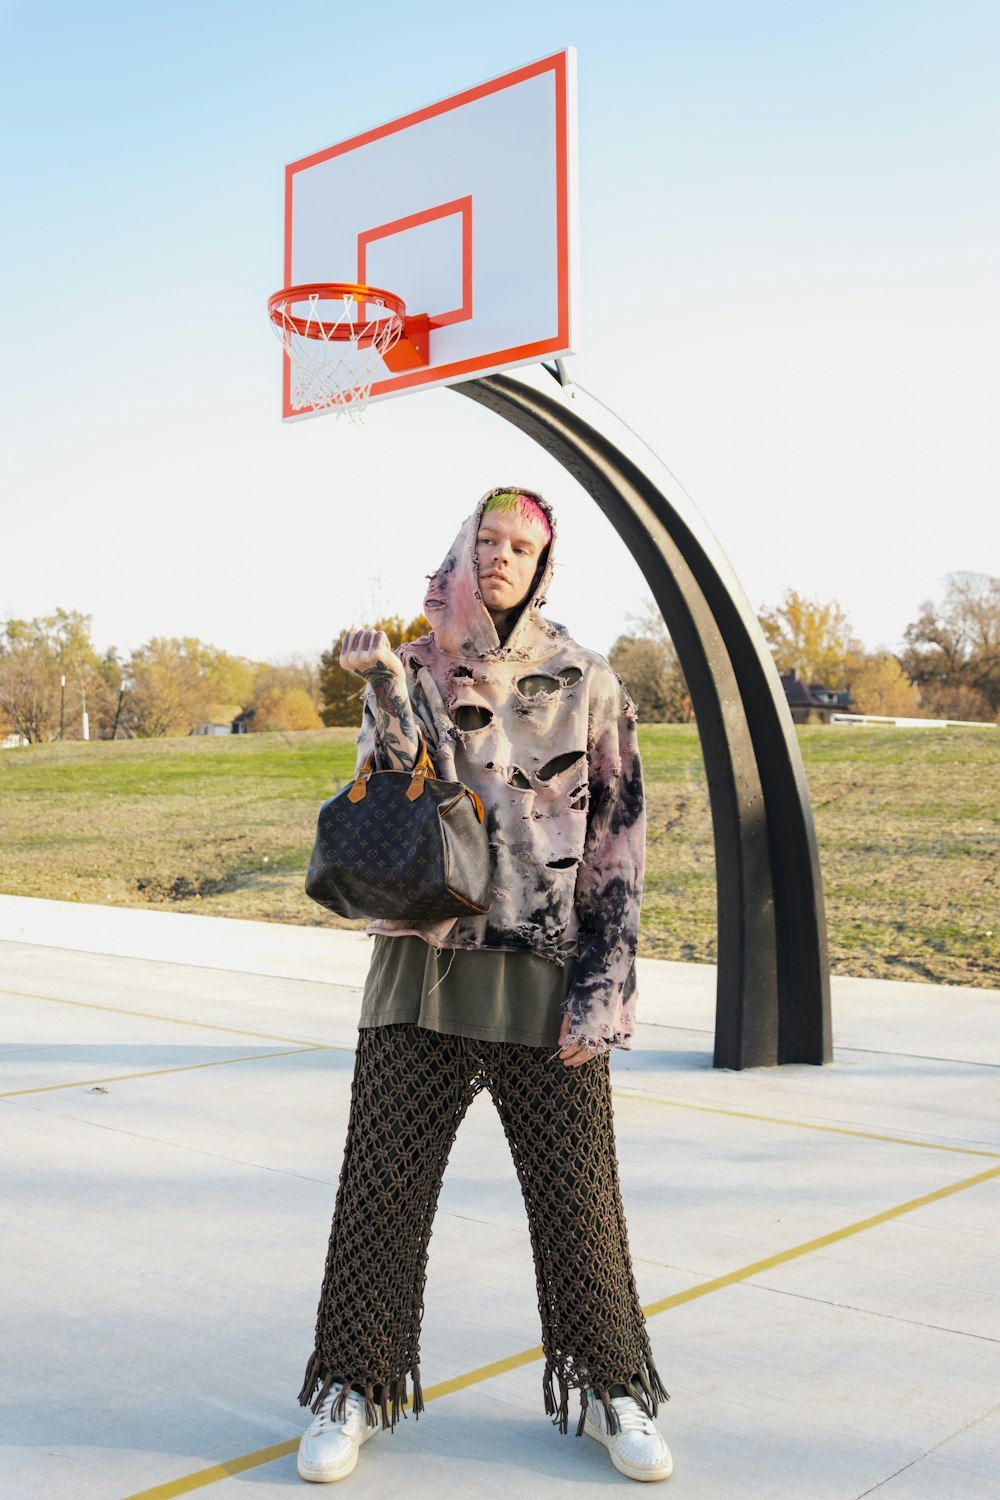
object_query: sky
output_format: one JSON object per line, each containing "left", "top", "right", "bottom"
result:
{"left": 1, "top": 0, "right": 997, "bottom": 668}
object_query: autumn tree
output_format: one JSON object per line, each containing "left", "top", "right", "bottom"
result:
{"left": 847, "top": 654, "right": 920, "bottom": 717}
{"left": 758, "top": 590, "right": 864, "bottom": 686}
{"left": 319, "top": 614, "right": 431, "bottom": 727}
{"left": 202, "top": 648, "right": 256, "bottom": 711}
{"left": 121, "top": 638, "right": 255, "bottom": 738}
{"left": 252, "top": 685, "right": 324, "bottom": 731}
{"left": 252, "top": 657, "right": 320, "bottom": 703}
{"left": 245, "top": 657, "right": 324, "bottom": 732}
{"left": 0, "top": 610, "right": 113, "bottom": 741}
{"left": 915, "top": 682, "right": 995, "bottom": 723}
{"left": 0, "top": 631, "right": 56, "bottom": 742}
{"left": 606, "top": 601, "right": 691, "bottom": 723}
{"left": 901, "top": 572, "right": 1000, "bottom": 715}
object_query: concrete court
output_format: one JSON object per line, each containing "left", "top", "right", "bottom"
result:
{"left": 1, "top": 893, "right": 999, "bottom": 1500}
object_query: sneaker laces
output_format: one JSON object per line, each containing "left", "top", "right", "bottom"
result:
{"left": 310, "top": 1385, "right": 365, "bottom": 1437}
{"left": 607, "top": 1395, "right": 657, "bottom": 1435}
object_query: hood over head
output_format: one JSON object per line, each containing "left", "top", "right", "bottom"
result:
{"left": 423, "top": 487, "right": 562, "bottom": 661}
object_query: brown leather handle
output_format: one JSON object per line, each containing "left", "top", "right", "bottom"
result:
{"left": 348, "top": 740, "right": 437, "bottom": 804}
{"left": 347, "top": 771, "right": 369, "bottom": 803}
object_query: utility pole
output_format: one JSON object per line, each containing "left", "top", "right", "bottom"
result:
{"left": 111, "top": 684, "right": 125, "bottom": 740}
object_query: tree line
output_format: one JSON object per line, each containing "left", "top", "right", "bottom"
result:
{"left": 1, "top": 574, "right": 996, "bottom": 743}
{"left": 0, "top": 611, "right": 429, "bottom": 743}
{"left": 609, "top": 571, "right": 999, "bottom": 723}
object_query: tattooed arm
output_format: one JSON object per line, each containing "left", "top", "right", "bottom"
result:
{"left": 340, "top": 629, "right": 421, "bottom": 772}
{"left": 558, "top": 670, "right": 645, "bottom": 1063}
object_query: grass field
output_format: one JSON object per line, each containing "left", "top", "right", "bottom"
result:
{"left": 1, "top": 725, "right": 997, "bottom": 987}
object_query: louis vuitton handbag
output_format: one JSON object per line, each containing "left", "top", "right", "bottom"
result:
{"left": 304, "top": 741, "right": 492, "bottom": 921}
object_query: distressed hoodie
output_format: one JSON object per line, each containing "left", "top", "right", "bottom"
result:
{"left": 357, "top": 488, "right": 645, "bottom": 1054}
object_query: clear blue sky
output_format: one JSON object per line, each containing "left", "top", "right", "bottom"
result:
{"left": 1, "top": 0, "right": 997, "bottom": 663}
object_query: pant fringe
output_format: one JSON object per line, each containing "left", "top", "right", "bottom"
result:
{"left": 298, "top": 1352, "right": 418, "bottom": 1432}
{"left": 565, "top": 1354, "right": 670, "bottom": 1439}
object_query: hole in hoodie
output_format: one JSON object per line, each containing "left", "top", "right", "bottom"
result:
{"left": 570, "top": 795, "right": 587, "bottom": 812}
{"left": 517, "top": 673, "right": 561, "bottom": 698}
{"left": 545, "top": 856, "right": 578, "bottom": 870}
{"left": 557, "top": 666, "right": 583, "bottom": 687}
{"left": 453, "top": 705, "right": 493, "bottom": 732}
{"left": 537, "top": 750, "right": 586, "bottom": 781}
{"left": 507, "top": 766, "right": 531, "bottom": 789}
{"left": 452, "top": 666, "right": 474, "bottom": 679}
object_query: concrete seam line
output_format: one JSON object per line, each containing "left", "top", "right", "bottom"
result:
{"left": 0, "top": 985, "right": 327, "bottom": 1048}
{"left": 0, "top": 1046, "right": 329, "bottom": 1098}
{"left": 611, "top": 1087, "right": 1000, "bottom": 1161}
{"left": 0, "top": 932, "right": 369, "bottom": 989}
{"left": 116, "top": 1161, "right": 1000, "bottom": 1500}
{"left": 2, "top": 991, "right": 995, "bottom": 1161}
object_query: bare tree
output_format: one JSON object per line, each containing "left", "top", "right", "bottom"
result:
{"left": 0, "top": 610, "right": 110, "bottom": 742}
{"left": 0, "top": 637, "right": 57, "bottom": 742}
{"left": 902, "top": 572, "right": 1000, "bottom": 713}
{"left": 608, "top": 600, "right": 692, "bottom": 722}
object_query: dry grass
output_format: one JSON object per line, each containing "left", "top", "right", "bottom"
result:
{"left": 1, "top": 724, "right": 997, "bottom": 986}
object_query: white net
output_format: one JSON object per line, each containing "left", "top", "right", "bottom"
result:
{"left": 270, "top": 290, "right": 404, "bottom": 422}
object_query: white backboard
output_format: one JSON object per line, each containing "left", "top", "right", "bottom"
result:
{"left": 280, "top": 49, "right": 579, "bottom": 418}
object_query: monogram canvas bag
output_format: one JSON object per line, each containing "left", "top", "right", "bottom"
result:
{"left": 305, "top": 742, "right": 492, "bottom": 921}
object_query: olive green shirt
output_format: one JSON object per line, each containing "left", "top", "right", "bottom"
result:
{"left": 359, "top": 934, "right": 576, "bottom": 1049}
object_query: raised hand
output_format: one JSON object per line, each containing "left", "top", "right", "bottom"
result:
{"left": 340, "top": 629, "right": 405, "bottom": 685}
{"left": 340, "top": 629, "right": 420, "bottom": 771}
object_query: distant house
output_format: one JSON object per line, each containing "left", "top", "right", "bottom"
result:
{"left": 190, "top": 705, "right": 245, "bottom": 737}
{"left": 2, "top": 731, "right": 29, "bottom": 749}
{"left": 231, "top": 708, "right": 254, "bottom": 735}
{"left": 780, "top": 670, "right": 854, "bottom": 725}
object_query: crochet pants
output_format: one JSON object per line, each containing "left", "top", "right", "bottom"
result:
{"left": 298, "top": 1023, "right": 666, "bottom": 1436}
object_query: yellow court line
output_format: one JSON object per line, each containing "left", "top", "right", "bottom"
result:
{"left": 118, "top": 1158, "right": 1000, "bottom": 1500}
{"left": 611, "top": 1086, "right": 1000, "bottom": 1161}
{"left": 0, "top": 985, "right": 326, "bottom": 1048}
{"left": 641, "top": 1159, "right": 1000, "bottom": 1316}
{"left": 0, "top": 1046, "right": 327, "bottom": 1098}
{"left": 5, "top": 984, "right": 997, "bottom": 1162}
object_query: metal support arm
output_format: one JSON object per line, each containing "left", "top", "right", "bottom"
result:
{"left": 454, "top": 364, "right": 831, "bottom": 1068}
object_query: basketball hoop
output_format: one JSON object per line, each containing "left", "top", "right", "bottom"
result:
{"left": 267, "top": 283, "right": 429, "bottom": 422}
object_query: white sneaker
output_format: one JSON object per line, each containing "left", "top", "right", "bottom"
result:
{"left": 584, "top": 1391, "right": 673, "bottom": 1482}
{"left": 297, "top": 1384, "right": 380, "bottom": 1483}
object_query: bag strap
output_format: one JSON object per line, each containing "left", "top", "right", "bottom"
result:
{"left": 345, "top": 747, "right": 485, "bottom": 821}
{"left": 347, "top": 738, "right": 437, "bottom": 805}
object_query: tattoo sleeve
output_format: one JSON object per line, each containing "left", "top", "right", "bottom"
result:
{"left": 360, "top": 664, "right": 421, "bottom": 772}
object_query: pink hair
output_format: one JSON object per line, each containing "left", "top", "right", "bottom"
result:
{"left": 481, "top": 490, "right": 552, "bottom": 544}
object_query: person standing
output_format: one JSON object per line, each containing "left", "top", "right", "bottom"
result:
{"left": 297, "top": 488, "right": 671, "bottom": 1484}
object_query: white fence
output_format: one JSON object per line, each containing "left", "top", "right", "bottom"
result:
{"left": 830, "top": 713, "right": 996, "bottom": 729}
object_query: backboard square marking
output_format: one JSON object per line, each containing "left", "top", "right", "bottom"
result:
{"left": 357, "top": 196, "right": 473, "bottom": 328}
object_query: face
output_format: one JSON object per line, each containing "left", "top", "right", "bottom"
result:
{"left": 476, "top": 507, "right": 548, "bottom": 618}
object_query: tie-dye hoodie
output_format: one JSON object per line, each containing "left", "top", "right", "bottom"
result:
{"left": 356, "top": 488, "right": 645, "bottom": 1054}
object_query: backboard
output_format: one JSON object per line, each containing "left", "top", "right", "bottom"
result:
{"left": 278, "top": 49, "right": 579, "bottom": 419}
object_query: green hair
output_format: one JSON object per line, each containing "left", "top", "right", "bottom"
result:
{"left": 481, "top": 490, "right": 552, "bottom": 542}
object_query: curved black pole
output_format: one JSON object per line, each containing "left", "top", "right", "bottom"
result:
{"left": 454, "top": 364, "right": 831, "bottom": 1067}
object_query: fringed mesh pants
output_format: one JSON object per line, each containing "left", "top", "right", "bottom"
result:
{"left": 298, "top": 1023, "right": 666, "bottom": 1435}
